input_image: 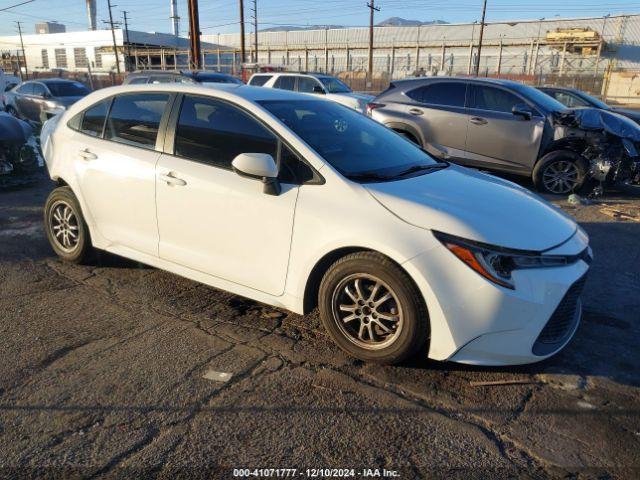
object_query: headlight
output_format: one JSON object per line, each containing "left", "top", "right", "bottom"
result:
{"left": 433, "top": 231, "right": 590, "bottom": 289}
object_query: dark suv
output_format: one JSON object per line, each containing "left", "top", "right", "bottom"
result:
{"left": 369, "top": 77, "right": 592, "bottom": 194}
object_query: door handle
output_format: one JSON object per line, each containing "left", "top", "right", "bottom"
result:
{"left": 470, "top": 117, "right": 488, "bottom": 125}
{"left": 78, "top": 149, "right": 97, "bottom": 160}
{"left": 159, "top": 172, "right": 187, "bottom": 187}
{"left": 409, "top": 108, "right": 424, "bottom": 116}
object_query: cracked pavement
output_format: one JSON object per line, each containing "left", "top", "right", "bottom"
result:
{"left": 1, "top": 178, "right": 639, "bottom": 478}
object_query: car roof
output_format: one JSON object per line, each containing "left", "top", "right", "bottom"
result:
{"left": 66, "top": 83, "right": 322, "bottom": 111}
{"left": 263, "top": 72, "right": 329, "bottom": 78}
{"left": 390, "top": 76, "right": 531, "bottom": 89}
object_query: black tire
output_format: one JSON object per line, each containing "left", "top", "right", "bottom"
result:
{"left": 44, "top": 186, "right": 92, "bottom": 264}
{"left": 318, "top": 251, "right": 429, "bottom": 364}
{"left": 533, "top": 150, "right": 588, "bottom": 195}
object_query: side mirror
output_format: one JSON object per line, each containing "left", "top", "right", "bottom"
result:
{"left": 512, "top": 103, "right": 533, "bottom": 120}
{"left": 231, "top": 153, "right": 281, "bottom": 196}
{"left": 312, "top": 85, "right": 326, "bottom": 94}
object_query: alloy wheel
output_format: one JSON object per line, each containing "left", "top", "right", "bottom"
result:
{"left": 331, "top": 273, "right": 404, "bottom": 350}
{"left": 49, "top": 200, "right": 80, "bottom": 253}
{"left": 542, "top": 160, "right": 580, "bottom": 194}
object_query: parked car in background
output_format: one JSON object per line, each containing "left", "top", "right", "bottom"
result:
{"left": 0, "top": 72, "right": 20, "bottom": 108}
{"left": 367, "top": 77, "right": 635, "bottom": 194}
{"left": 248, "top": 72, "right": 373, "bottom": 113}
{"left": 5, "top": 79, "right": 91, "bottom": 124}
{"left": 538, "top": 86, "right": 640, "bottom": 124}
{"left": 123, "top": 70, "right": 243, "bottom": 86}
{"left": 41, "top": 83, "right": 591, "bottom": 366}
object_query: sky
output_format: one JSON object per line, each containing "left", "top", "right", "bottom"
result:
{"left": 0, "top": 0, "right": 638, "bottom": 37}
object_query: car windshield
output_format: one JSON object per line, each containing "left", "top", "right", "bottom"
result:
{"left": 516, "top": 84, "right": 567, "bottom": 113}
{"left": 259, "top": 100, "right": 443, "bottom": 182}
{"left": 46, "top": 81, "right": 90, "bottom": 97}
{"left": 318, "top": 77, "right": 352, "bottom": 93}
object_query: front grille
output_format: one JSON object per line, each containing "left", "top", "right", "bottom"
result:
{"left": 532, "top": 275, "right": 587, "bottom": 356}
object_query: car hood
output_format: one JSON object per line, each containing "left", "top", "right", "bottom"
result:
{"left": 365, "top": 165, "right": 577, "bottom": 251}
{"left": 326, "top": 92, "right": 374, "bottom": 108}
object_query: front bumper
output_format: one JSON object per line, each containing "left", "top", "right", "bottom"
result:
{"left": 402, "top": 230, "right": 590, "bottom": 366}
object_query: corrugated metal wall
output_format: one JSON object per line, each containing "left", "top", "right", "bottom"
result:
{"left": 202, "top": 14, "right": 640, "bottom": 76}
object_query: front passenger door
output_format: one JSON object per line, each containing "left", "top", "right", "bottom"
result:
{"left": 156, "top": 95, "right": 299, "bottom": 296}
{"left": 464, "top": 85, "right": 545, "bottom": 173}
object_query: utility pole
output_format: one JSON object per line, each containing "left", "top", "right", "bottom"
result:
{"left": 187, "top": 0, "right": 202, "bottom": 69}
{"left": 15, "top": 21, "right": 27, "bottom": 80}
{"left": 239, "top": 0, "right": 246, "bottom": 69}
{"left": 367, "top": 1, "right": 380, "bottom": 87}
{"left": 106, "top": 0, "right": 121, "bottom": 74}
{"left": 251, "top": 0, "right": 258, "bottom": 63}
{"left": 474, "top": 0, "right": 487, "bottom": 76}
{"left": 122, "top": 11, "right": 132, "bottom": 72}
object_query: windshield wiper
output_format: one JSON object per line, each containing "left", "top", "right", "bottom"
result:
{"left": 393, "top": 163, "right": 448, "bottom": 178}
{"left": 347, "top": 171, "right": 394, "bottom": 182}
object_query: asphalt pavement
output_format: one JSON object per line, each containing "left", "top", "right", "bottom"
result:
{"left": 0, "top": 177, "right": 639, "bottom": 479}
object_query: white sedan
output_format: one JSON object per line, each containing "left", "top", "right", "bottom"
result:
{"left": 41, "top": 83, "right": 591, "bottom": 365}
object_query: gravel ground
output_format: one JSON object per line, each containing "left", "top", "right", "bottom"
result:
{"left": 0, "top": 176, "right": 639, "bottom": 479}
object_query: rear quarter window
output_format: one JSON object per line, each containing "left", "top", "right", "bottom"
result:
{"left": 406, "top": 82, "right": 467, "bottom": 107}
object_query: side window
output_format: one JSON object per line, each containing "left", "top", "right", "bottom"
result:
{"left": 174, "top": 95, "right": 277, "bottom": 169}
{"left": 297, "top": 76, "right": 320, "bottom": 93}
{"left": 149, "top": 76, "right": 175, "bottom": 84}
{"left": 32, "top": 83, "right": 46, "bottom": 97}
{"left": 80, "top": 99, "right": 110, "bottom": 137}
{"left": 274, "top": 76, "right": 296, "bottom": 91}
{"left": 249, "top": 75, "right": 272, "bottom": 86}
{"left": 18, "top": 83, "right": 34, "bottom": 95}
{"left": 471, "top": 86, "right": 522, "bottom": 113}
{"left": 278, "top": 144, "right": 314, "bottom": 184}
{"left": 556, "top": 92, "right": 589, "bottom": 108}
{"left": 104, "top": 93, "right": 169, "bottom": 149}
{"left": 406, "top": 82, "right": 467, "bottom": 107}
{"left": 128, "top": 77, "right": 149, "bottom": 85}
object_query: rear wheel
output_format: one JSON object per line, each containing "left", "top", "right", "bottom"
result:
{"left": 318, "top": 252, "right": 429, "bottom": 364}
{"left": 44, "top": 186, "right": 92, "bottom": 263}
{"left": 533, "top": 150, "right": 588, "bottom": 195}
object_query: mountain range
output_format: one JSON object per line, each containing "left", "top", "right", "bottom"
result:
{"left": 259, "top": 17, "right": 448, "bottom": 32}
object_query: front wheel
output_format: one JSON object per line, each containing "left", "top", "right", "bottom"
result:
{"left": 44, "top": 186, "right": 92, "bottom": 263}
{"left": 533, "top": 150, "right": 588, "bottom": 195}
{"left": 318, "top": 252, "right": 429, "bottom": 364}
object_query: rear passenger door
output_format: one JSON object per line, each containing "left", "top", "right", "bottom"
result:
{"left": 273, "top": 76, "right": 296, "bottom": 91}
{"left": 403, "top": 81, "right": 469, "bottom": 160}
{"left": 70, "top": 92, "right": 172, "bottom": 256}
{"left": 464, "top": 85, "right": 545, "bottom": 173}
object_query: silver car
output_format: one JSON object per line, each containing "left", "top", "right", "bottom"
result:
{"left": 368, "top": 77, "right": 588, "bottom": 194}
{"left": 5, "top": 79, "right": 91, "bottom": 124}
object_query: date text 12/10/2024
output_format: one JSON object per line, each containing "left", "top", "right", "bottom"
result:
{"left": 232, "top": 468, "right": 401, "bottom": 478}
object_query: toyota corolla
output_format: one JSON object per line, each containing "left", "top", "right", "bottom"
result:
{"left": 40, "top": 83, "right": 591, "bottom": 365}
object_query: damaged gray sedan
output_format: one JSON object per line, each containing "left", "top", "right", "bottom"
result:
{"left": 368, "top": 77, "right": 640, "bottom": 195}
